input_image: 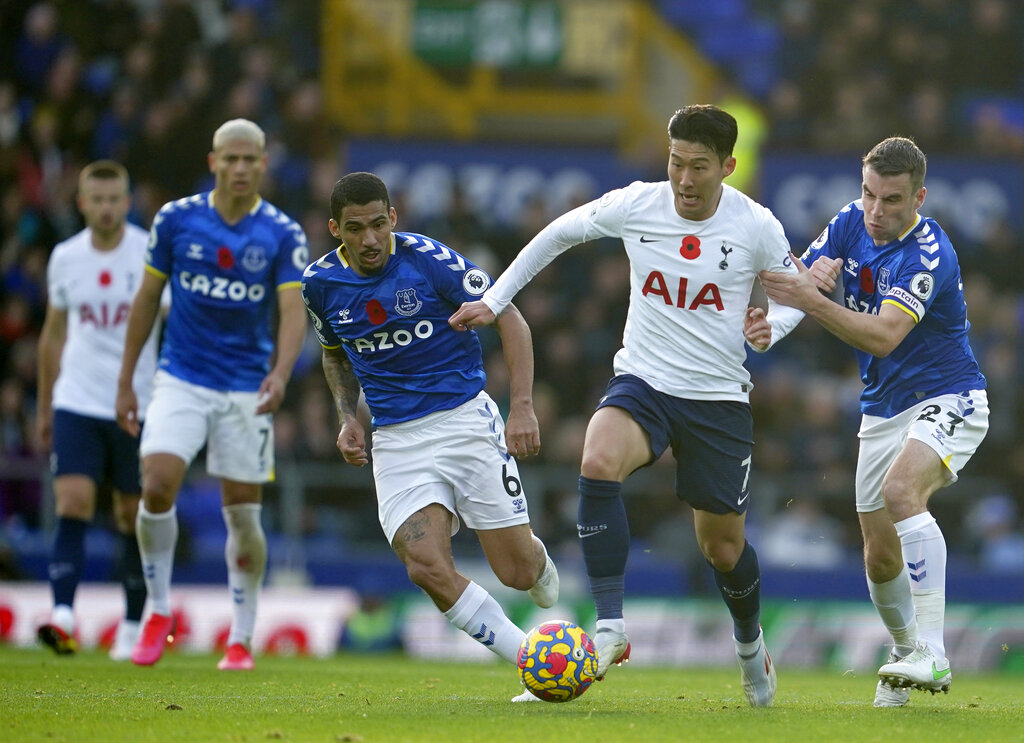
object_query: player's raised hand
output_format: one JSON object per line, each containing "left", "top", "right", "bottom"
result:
{"left": 808, "top": 255, "right": 843, "bottom": 293}
{"left": 115, "top": 384, "right": 140, "bottom": 437}
{"left": 744, "top": 306, "right": 772, "bottom": 352}
{"left": 337, "top": 417, "right": 368, "bottom": 466}
{"left": 449, "top": 301, "right": 495, "bottom": 331}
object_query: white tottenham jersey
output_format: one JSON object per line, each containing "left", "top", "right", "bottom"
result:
{"left": 47, "top": 224, "right": 161, "bottom": 419}
{"left": 483, "top": 181, "right": 799, "bottom": 401}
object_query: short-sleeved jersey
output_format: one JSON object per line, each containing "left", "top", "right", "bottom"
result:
{"left": 47, "top": 224, "right": 160, "bottom": 420}
{"left": 146, "top": 192, "right": 308, "bottom": 391}
{"left": 484, "top": 181, "right": 796, "bottom": 402}
{"left": 301, "top": 232, "right": 493, "bottom": 425}
{"left": 801, "top": 201, "right": 985, "bottom": 418}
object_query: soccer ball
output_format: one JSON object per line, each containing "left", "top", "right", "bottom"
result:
{"left": 517, "top": 620, "right": 597, "bottom": 702}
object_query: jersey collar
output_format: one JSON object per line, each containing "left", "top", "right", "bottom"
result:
{"left": 895, "top": 214, "right": 922, "bottom": 243}
{"left": 207, "top": 191, "right": 263, "bottom": 216}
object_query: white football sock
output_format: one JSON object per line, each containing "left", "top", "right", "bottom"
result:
{"left": 895, "top": 511, "right": 947, "bottom": 658}
{"left": 444, "top": 580, "right": 525, "bottom": 663}
{"left": 223, "top": 503, "right": 267, "bottom": 647}
{"left": 136, "top": 504, "right": 178, "bottom": 616}
{"left": 867, "top": 564, "right": 918, "bottom": 656}
{"left": 51, "top": 603, "right": 74, "bottom": 634}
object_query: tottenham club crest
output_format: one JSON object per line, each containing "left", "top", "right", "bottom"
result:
{"left": 394, "top": 288, "right": 422, "bottom": 317}
{"left": 910, "top": 271, "right": 934, "bottom": 301}
{"left": 462, "top": 268, "right": 491, "bottom": 296}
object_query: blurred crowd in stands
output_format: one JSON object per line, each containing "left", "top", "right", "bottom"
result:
{"left": 2, "top": 0, "right": 1023, "bottom": 579}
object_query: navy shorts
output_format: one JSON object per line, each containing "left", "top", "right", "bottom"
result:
{"left": 51, "top": 409, "right": 142, "bottom": 494}
{"left": 596, "top": 374, "right": 754, "bottom": 515}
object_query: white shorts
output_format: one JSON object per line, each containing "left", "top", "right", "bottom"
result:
{"left": 855, "top": 389, "right": 988, "bottom": 513}
{"left": 140, "top": 370, "right": 274, "bottom": 483}
{"left": 372, "top": 391, "right": 530, "bottom": 543}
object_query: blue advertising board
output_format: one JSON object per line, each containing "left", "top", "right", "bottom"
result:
{"left": 760, "top": 153, "right": 1023, "bottom": 248}
{"left": 344, "top": 139, "right": 646, "bottom": 227}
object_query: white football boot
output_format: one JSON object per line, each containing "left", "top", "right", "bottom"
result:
{"left": 735, "top": 627, "right": 777, "bottom": 707}
{"left": 874, "top": 651, "right": 911, "bottom": 707}
{"left": 109, "top": 619, "right": 141, "bottom": 661}
{"left": 594, "top": 626, "right": 630, "bottom": 680}
{"left": 878, "top": 639, "right": 951, "bottom": 694}
{"left": 511, "top": 688, "right": 541, "bottom": 703}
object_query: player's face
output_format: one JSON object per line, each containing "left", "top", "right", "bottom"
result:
{"left": 209, "top": 138, "right": 267, "bottom": 199}
{"left": 860, "top": 166, "right": 926, "bottom": 245}
{"left": 77, "top": 176, "right": 129, "bottom": 237}
{"left": 667, "top": 139, "right": 735, "bottom": 221}
{"left": 330, "top": 201, "right": 397, "bottom": 276}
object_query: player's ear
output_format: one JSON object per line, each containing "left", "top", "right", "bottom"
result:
{"left": 389, "top": 206, "right": 397, "bottom": 229}
{"left": 207, "top": 151, "right": 216, "bottom": 173}
{"left": 722, "top": 156, "right": 737, "bottom": 178}
{"left": 328, "top": 218, "right": 341, "bottom": 239}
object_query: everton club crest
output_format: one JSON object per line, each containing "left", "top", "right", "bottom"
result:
{"left": 394, "top": 288, "right": 422, "bottom": 317}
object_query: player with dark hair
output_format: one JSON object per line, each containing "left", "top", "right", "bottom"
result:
{"left": 36, "top": 160, "right": 158, "bottom": 659}
{"left": 451, "top": 104, "right": 802, "bottom": 707}
{"left": 302, "top": 171, "right": 558, "bottom": 701}
{"left": 750, "top": 136, "right": 987, "bottom": 706}
{"left": 115, "top": 119, "right": 309, "bottom": 670}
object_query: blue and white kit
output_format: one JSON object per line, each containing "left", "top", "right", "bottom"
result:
{"left": 146, "top": 191, "right": 308, "bottom": 391}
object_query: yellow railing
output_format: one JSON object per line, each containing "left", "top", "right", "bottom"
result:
{"left": 321, "top": 0, "right": 720, "bottom": 155}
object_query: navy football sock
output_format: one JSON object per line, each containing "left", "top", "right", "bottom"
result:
{"left": 712, "top": 540, "right": 762, "bottom": 643}
{"left": 49, "top": 517, "right": 88, "bottom": 608}
{"left": 119, "top": 532, "right": 147, "bottom": 622}
{"left": 577, "top": 476, "right": 629, "bottom": 620}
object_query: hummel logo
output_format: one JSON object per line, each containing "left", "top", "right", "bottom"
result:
{"left": 639, "top": 235, "right": 659, "bottom": 243}
{"left": 932, "top": 663, "right": 951, "bottom": 680}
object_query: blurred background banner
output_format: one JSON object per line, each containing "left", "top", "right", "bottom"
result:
{"left": 345, "top": 138, "right": 643, "bottom": 229}
{"left": 3, "top": 581, "right": 1022, "bottom": 673}
{"left": 1, "top": 0, "right": 1023, "bottom": 662}
{"left": 761, "top": 153, "right": 1024, "bottom": 246}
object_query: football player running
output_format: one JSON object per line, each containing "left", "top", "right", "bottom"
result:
{"left": 451, "top": 105, "right": 803, "bottom": 707}
{"left": 302, "top": 172, "right": 558, "bottom": 701}
{"left": 750, "top": 136, "right": 987, "bottom": 706}
{"left": 116, "top": 119, "right": 309, "bottom": 670}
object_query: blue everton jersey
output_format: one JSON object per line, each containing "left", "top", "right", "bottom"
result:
{"left": 301, "top": 232, "right": 493, "bottom": 426}
{"left": 801, "top": 201, "right": 985, "bottom": 418}
{"left": 146, "top": 192, "right": 308, "bottom": 391}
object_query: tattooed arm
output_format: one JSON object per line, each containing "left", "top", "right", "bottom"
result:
{"left": 322, "top": 345, "right": 368, "bottom": 466}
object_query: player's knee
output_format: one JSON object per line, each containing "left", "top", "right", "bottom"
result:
{"left": 701, "top": 539, "right": 743, "bottom": 572}
{"left": 863, "top": 542, "right": 903, "bottom": 582}
{"left": 579, "top": 449, "right": 622, "bottom": 481}
{"left": 141, "top": 473, "right": 179, "bottom": 511}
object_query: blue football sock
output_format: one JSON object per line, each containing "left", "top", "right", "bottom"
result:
{"left": 712, "top": 540, "right": 762, "bottom": 643}
{"left": 49, "top": 517, "right": 88, "bottom": 608}
{"left": 119, "top": 532, "right": 147, "bottom": 622}
{"left": 577, "top": 476, "right": 629, "bottom": 620}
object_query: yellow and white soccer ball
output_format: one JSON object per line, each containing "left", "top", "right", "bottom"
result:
{"left": 516, "top": 620, "right": 598, "bottom": 702}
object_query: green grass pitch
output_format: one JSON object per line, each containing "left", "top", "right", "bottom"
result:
{"left": 2, "top": 646, "right": 1022, "bottom": 743}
